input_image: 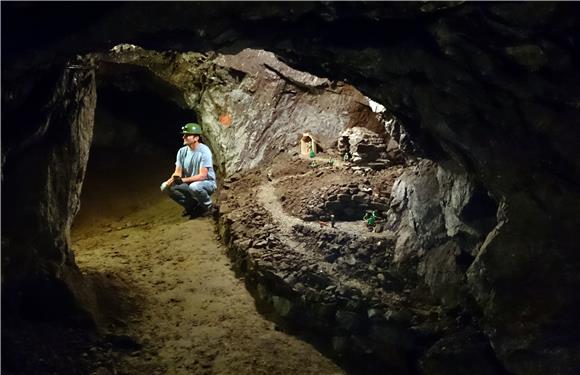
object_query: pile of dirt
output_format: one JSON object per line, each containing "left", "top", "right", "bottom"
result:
{"left": 271, "top": 152, "right": 404, "bottom": 224}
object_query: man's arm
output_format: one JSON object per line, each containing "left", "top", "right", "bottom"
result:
{"left": 182, "top": 167, "right": 208, "bottom": 183}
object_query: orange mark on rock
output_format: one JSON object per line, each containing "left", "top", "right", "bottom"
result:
{"left": 219, "top": 113, "right": 232, "bottom": 127}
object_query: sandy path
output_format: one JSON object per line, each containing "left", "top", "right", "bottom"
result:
{"left": 71, "top": 157, "right": 344, "bottom": 375}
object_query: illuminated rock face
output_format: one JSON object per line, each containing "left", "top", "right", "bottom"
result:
{"left": 2, "top": 3, "right": 580, "bottom": 373}
{"left": 93, "top": 46, "right": 386, "bottom": 177}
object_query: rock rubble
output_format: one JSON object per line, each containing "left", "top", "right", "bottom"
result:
{"left": 217, "top": 154, "right": 501, "bottom": 374}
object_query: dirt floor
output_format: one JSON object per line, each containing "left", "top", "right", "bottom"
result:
{"left": 3, "top": 148, "right": 407, "bottom": 375}
{"left": 70, "top": 153, "right": 345, "bottom": 375}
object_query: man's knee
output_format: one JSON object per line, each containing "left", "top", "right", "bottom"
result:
{"left": 188, "top": 182, "right": 204, "bottom": 194}
{"left": 188, "top": 181, "right": 216, "bottom": 197}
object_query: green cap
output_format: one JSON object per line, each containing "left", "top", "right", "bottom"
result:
{"left": 181, "top": 122, "right": 202, "bottom": 135}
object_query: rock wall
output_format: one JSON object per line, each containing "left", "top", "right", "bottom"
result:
{"left": 96, "top": 47, "right": 387, "bottom": 177}
{"left": 2, "top": 61, "right": 98, "bottom": 324}
{"left": 338, "top": 126, "right": 405, "bottom": 169}
{"left": 387, "top": 160, "right": 497, "bottom": 309}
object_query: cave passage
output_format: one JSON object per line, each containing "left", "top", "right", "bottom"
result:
{"left": 72, "top": 85, "right": 196, "bottom": 233}
{"left": 68, "top": 74, "right": 346, "bottom": 374}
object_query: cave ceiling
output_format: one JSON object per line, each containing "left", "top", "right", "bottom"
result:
{"left": 4, "top": 2, "right": 579, "bottom": 194}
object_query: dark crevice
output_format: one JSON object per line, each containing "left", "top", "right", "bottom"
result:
{"left": 461, "top": 186, "right": 498, "bottom": 224}
{"left": 90, "top": 85, "right": 194, "bottom": 166}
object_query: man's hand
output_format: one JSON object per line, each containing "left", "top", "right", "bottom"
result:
{"left": 172, "top": 175, "right": 184, "bottom": 185}
{"left": 165, "top": 175, "right": 181, "bottom": 186}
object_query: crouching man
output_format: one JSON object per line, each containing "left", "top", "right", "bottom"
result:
{"left": 161, "top": 122, "right": 217, "bottom": 218}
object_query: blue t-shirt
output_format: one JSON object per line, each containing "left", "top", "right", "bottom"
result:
{"left": 175, "top": 143, "right": 216, "bottom": 181}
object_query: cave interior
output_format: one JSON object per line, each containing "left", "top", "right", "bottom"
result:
{"left": 2, "top": 3, "right": 580, "bottom": 375}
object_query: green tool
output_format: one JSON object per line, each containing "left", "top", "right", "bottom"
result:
{"left": 363, "top": 210, "right": 378, "bottom": 226}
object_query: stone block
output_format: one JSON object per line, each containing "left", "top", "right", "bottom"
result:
{"left": 272, "top": 295, "right": 294, "bottom": 318}
{"left": 332, "top": 336, "right": 349, "bottom": 354}
{"left": 336, "top": 310, "right": 363, "bottom": 333}
{"left": 352, "top": 193, "right": 370, "bottom": 204}
{"left": 370, "top": 202, "right": 389, "bottom": 211}
{"left": 325, "top": 200, "right": 342, "bottom": 211}
{"left": 338, "top": 193, "right": 351, "bottom": 202}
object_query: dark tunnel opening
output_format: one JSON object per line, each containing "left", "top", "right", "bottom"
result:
{"left": 90, "top": 84, "right": 192, "bottom": 163}
{"left": 72, "top": 84, "right": 197, "bottom": 232}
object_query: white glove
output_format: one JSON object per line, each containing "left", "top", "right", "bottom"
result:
{"left": 160, "top": 182, "right": 168, "bottom": 192}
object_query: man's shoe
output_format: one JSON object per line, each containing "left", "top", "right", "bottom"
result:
{"left": 182, "top": 208, "right": 197, "bottom": 217}
{"left": 197, "top": 204, "right": 213, "bottom": 218}
{"left": 182, "top": 201, "right": 201, "bottom": 217}
{"left": 182, "top": 206, "right": 198, "bottom": 217}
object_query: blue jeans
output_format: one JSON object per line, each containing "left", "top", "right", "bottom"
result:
{"left": 166, "top": 180, "right": 217, "bottom": 211}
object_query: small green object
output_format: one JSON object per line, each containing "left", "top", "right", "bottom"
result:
{"left": 309, "top": 141, "right": 316, "bottom": 158}
{"left": 309, "top": 161, "right": 318, "bottom": 168}
{"left": 181, "top": 122, "right": 202, "bottom": 135}
{"left": 363, "top": 210, "right": 378, "bottom": 226}
{"left": 343, "top": 153, "right": 350, "bottom": 162}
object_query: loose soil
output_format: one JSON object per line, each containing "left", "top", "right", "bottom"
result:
{"left": 269, "top": 152, "right": 403, "bottom": 221}
{"left": 69, "top": 153, "right": 345, "bottom": 375}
